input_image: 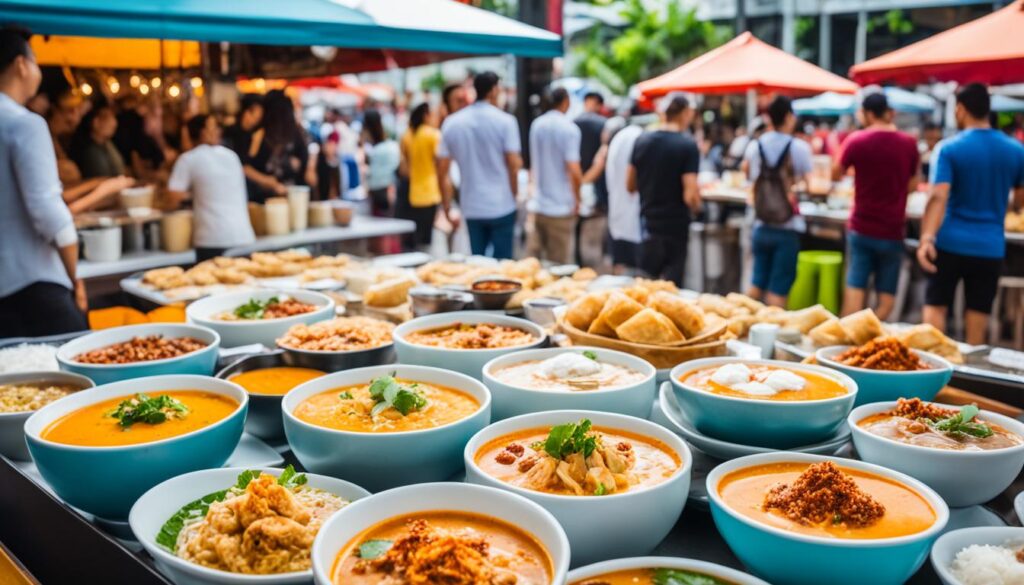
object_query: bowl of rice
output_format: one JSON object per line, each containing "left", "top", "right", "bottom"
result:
{"left": 931, "top": 526, "right": 1024, "bottom": 585}
{"left": 0, "top": 370, "right": 93, "bottom": 460}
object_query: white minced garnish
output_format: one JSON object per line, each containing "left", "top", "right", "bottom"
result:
{"left": 951, "top": 543, "right": 1024, "bottom": 585}
{"left": 732, "top": 381, "right": 777, "bottom": 396}
{"left": 539, "top": 353, "right": 602, "bottom": 380}
{"left": 710, "top": 363, "right": 753, "bottom": 387}
{"left": 761, "top": 369, "right": 807, "bottom": 392}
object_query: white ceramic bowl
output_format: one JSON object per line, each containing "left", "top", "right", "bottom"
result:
{"left": 707, "top": 452, "right": 949, "bottom": 585}
{"left": 187, "top": 289, "right": 335, "bottom": 348}
{"left": 464, "top": 409, "right": 692, "bottom": 567}
{"left": 482, "top": 347, "right": 657, "bottom": 421}
{"left": 567, "top": 556, "right": 769, "bottom": 585}
{"left": 311, "top": 482, "right": 570, "bottom": 585}
{"left": 24, "top": 375, "right": 248, "bottom": 520}
{"left": 0, "top": 370, "right": 94, "bottom": 460}
{"left": 130, "top": 467, "right": 371, "bottom": 585}
{"left": 849, "top": 400, "right": 1024, "bottom": 507}
{"left": 930, "top": 526, "right": 1024, "bottom": 585}
{"left": 392, "top": 311, "right": 547, "bottom": 379}
{"left": 282, "top": 364, "right": 491, "bottom": 492}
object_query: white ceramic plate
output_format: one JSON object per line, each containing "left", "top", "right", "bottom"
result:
{"left": 655, "top": 382, "right": 850, "bottom": 460}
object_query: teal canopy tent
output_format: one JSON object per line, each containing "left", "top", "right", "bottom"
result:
{"left": 793, "top": 92, "right": 856, "bottom": 116}
{"left": 993, "top": 94, "right": 1024, "bottom": 112}
{"left": 0, "top": 0, "right": 562, "bottom": 57}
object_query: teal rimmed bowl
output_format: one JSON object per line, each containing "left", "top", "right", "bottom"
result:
{"left": 24, "top": 374, "right": 247, "bottom": 520}
{"left": 815, "top": 346, "right": 953, "bottom": 406}
{"left": 57, "top": 323, "right": 220, "bottom": 385}
{"left": 670, "top": 358, "right": 857, "bottom": 448}
{"left": 707, "top": 452, "right": 948, "bottom": 585}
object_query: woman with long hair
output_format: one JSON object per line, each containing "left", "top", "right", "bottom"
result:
{"left": 69, "top": 99, "right": 126, "bottom": 179}
{"left": 362, "top": 108, "right": 400, "bottom": 253}
{"left": 245, "top": 89, "right": 308, "bottom": 202}
{"left": 396, "top": 102, "right": 442, "bottom": 251}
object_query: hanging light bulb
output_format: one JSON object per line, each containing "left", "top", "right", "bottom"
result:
{"left": 168, "top": 84, "right": 181, "bottom": 98}
{"left": 80, "top": 82, "right": 93, "bottom": 96}
{"left": 108, "top": 78, "right": 121, "bottom": 94}
{"left": 151, "top": 76, "right": 162, "bottom": 89}
{"left": 139, "top": 83, "right": 150, "bottom": 96}
{"left": 189, "top": 76, "right": 203, "bottom": 89}
{"left": 129, "top": 74, "right": 141, "bottom": 88}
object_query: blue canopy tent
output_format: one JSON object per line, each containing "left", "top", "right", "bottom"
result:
{"left": 993, "top": 94, "right": 1024, "bottom": 112}
{"left": 0, "top": 0, "right": 562, "bottom": 58}
{"left": 883, "top": 86, "right": 937, "bottom": 114}
{"left": 793, "top": 91, "right": 856, "bottom": 116}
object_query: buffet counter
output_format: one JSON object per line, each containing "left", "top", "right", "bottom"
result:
{"left": 79, "top": 216, "right": 415, "bottom": 280}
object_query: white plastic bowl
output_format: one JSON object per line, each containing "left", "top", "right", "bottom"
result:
{"left": 849, "top": 400, "right": 1024, "bottom": 507}
{"left": 129, "top": 467, "right": 371, "bottom": 585}
{"left": 464, "top": 409, "right": 691, "bottom": 567}
{"left": 567, "top": 556, "right": 769, "bottom": 585}
{"left": 482, "top": 347, "right": 656, "bottom": 420}
{"left": 187, "top": 289, "right": 335, "bottom": 348}
{"left": 311, "top": 482, "right": 570, "bottom": 585}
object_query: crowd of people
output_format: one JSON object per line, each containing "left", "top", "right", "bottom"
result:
{"left": 3, "top": 24, "right": 1024, "bottom": 346}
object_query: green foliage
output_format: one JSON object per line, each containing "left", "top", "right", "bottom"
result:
{"left": 572, "top": 0, "right": 730, "bottom": 93}
{"left": 867, "top": 9, "right": 913, "bottom": 36}
{"left": 420, "top": 67, "right": 448, "bottom": 93}
{"left": 233, "top": 296, "right": 280, "bottom": 320}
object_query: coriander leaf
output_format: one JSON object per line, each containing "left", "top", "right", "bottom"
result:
{"left": 542, "top": 419, "right": 597, "bottom": 460}
{"left": 156, "top": 489, "right": 231, "bottom": 551}
{"left": 233, "top": 296, "right": 279, "bottom": 320}
{"left": 653, "top": 568, "right": 729, "bottom": 585}
{"left": 933, "top": 404, "right": 994, "bottom": 439}
{"left": 112, "top": 393, "right": 189, "bottom": 429}
{"left": 338, "top": 391, "right": 353, "bottom": 400}
{"left": 582, "top": 350, "right": 598, "bottom": 361}
{"left": 358, "top": 539, "right": 392, "bottom": 560}
{"left": 235, "top": 470, "right": 261, "bottom": 489}
{"left": 367, "top": 374, "right": 427, "bottom": 417}
{"left": 594, "top": 483, "right": 607, "bottom": 496}
{"left": 277, "top": 465, "right": 308, "bottom": 489}
{"left": 391, "top": 389, "right": 427, "bottom": 416}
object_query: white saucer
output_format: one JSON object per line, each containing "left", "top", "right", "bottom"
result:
{"left": 655, "top": 382, "right": 851, "bottom": 460}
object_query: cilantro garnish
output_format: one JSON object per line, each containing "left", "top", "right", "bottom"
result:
{"left": 357, "top": 539, "right": 392, "bottom": 560}
{"left": 111, "top": 393, "right": 188, "bottom": 428}
{"left": 368, "top": 373, "right": 427, "bottom": 417}
{"left": 541, "top": 419, "right": 598, "bottom": 460}
{"left": 338, "top": 391, "right": 353, "bottom": 400}
{"left": 653, "top": 568, "right": 730, "bottom": 585}
{"left": 582, "top": 350, "right": 598, "bottom": 361}
{"left": 233, "top": 296, "right": 280, "bottom": 320}
{"left": 932, "top": 404, "right": 994, "bottom": 439}
{"left": 594, "top": 483, "right": 607, "bottom": 496}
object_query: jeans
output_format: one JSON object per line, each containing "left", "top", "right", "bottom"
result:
{"left": 751, "top": 225, "right": 800, "bottom": 296}
{"left": 846, "top": 230, "right": 904, "bottom": 294}
{"left": 466, "top": 211, "right": 516, "bottom": 259}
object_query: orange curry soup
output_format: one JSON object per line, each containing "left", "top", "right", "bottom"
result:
{"left": 572, "top": 568, "right": 736, "bottom": 585}
{"left": 476, "top": 427, "right": 681, "bottom": 496}
{"left": 41, "top": 391, "right": 238, "bottom": 447}
{"left": 332, "top": 511, "right": 553, "bottom": 585}
{"left": 682, "top": 365, "right": 847, "bottom": 401}
{"left": 229, "top": 366, "right": 325, "bottom": 395}
{"left": 718, "top": 462, "right": 936, "bottom": 539}
{"left": 292, "top": 379, "right": 479, "bottom": 433}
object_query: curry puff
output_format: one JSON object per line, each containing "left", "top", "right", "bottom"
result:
{"left": 589, "top": 292, "right": 644, "bottom": 337}
{"left": 647, "top": 291, "right": 704, "bottom": 338}
{"left": 808, "top": 318, "right": 853, "bottom": 347}
{"left": 615, "top": 309, "right": 684, "bottom": 345}
{"left": 362, "top": 276, "right": 417, "bottom": 308}
{"left": 839, "top": 309, "right": 886, "bottom": 345}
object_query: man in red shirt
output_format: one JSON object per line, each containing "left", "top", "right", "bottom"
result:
{"left": 835, "top": 93, "right": 920, "bottom": 320}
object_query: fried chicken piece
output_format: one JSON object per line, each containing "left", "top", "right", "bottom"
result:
{"left": 231, "top": 475, "right": 311, "bottom": 528}
{"left": 241, "top": 516, "right": 315, "bottom": 574}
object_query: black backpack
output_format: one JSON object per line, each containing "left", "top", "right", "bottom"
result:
{"left": 753, "top": 138, "right": 795, "bottom": 225}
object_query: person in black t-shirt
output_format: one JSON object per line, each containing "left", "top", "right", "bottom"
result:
{"left": 626, "top": 93, "right": 702, "bottom": 286}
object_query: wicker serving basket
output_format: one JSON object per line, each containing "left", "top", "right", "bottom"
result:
{"left": 557, "top": 315, "right": 728, "bottom": 370}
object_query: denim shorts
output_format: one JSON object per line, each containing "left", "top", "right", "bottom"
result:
{"left": 751, "top": 225, "right": 801, "bottom": 297}
{"left": 846, "top": 231, "right": 904, "bottom": 295}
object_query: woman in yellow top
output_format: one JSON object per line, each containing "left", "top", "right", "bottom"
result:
{"left": 397, "top": 103, "right": 442, "bottom": 251}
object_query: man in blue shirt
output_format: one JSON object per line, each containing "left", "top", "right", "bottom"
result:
{"left": 0, "top": 27, "right": 86, "bottom": 336}
{"left": 917, "top": 83, "right": 1024, "bottom": 344}
{"left": 438, "top": 71, "right": 522, "bottom": 259}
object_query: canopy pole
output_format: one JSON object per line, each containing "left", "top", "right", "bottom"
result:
{"left": 746, "top": 88, "right": 757, "bottom": 124}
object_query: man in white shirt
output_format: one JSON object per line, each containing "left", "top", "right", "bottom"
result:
{"left": 604, "top": 117, "right": 644, "bottom": 273}
{"left": 167, "top": 115, "right": 256, "bottom": 262}
{"left": 526, "top": 88, "right": 582, "bottom": 264}
{"left": 438, "top": 71, "right": 522, "bottom": 259}
{"left": 0, "top": 27, "right": 87, "bottom": 336}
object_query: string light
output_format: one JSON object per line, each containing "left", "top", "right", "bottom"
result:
{"left": 80, "top": 83, "right": 93, "bottom": 96}
{"left": 129, "top": 74, "right": 141, "bottom": 88}
{"left": 151, "top": 77, "right": 162, "bottom": 89}
{"left": 168, "top": 84, "right": 181, "bottom": 98}
{"left": 139, "top": 83, "right": 150, "bottom": 95}
{"left": 189, "top": 77, "right": 203, "bottom": 89}
{"left": 108, "top": 78, "right": 120, "bottom": 94}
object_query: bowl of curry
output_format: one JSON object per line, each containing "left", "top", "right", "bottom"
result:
{"left": 282, "top": 364, "right": 491, "bottom": 492}
{"left": 567, "top": 556, "right": 769, "bottom": 585}
{"left": 311, "top": 482, "right": 570, "bottom": 585}
{"left": 849, "top": 398, "right": 1024, "bottom": 506}
{"left": 24, "top": 374, "right": 248, "bottom": 520}
{"left": 707, "top": 452, "right": 948, "bottom": 585}
{"left": 671, "top": 358, "right": 857, "bottom": 449}
{"left": 464, "top": 409, "right": 691, "bottom": 567}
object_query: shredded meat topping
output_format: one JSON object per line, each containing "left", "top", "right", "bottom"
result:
{"left": 764, "top": 461, "right": 885, "bottom": 528}
{"left": 506, "top": 443, "right": 525, "bottom": 457}
{"left": 888, "top": 397, "right": 957, "bottom": 421}
{"left": 835, "top": 337, "right": 928, "bottom": 371}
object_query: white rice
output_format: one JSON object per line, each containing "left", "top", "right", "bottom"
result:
{"left": 952, "top": 543, "right": 1024, "bottom": 585}
{"left": 0, "top": 344, "right": 59, "bottom": 374}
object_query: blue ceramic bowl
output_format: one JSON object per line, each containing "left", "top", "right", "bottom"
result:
{"left": 815, "top": 346, "right": 953, "bottom": 406}
{"left": 670, "top": 358, "right": 857, "bottom": 449}
{"left": 57, "top": 323, "right": 220, "bottom": 385}
{"left": 282, "top": 364, "right": 491, "bottom": 492}
{"left": 392, "top": 312, "right": 547, "bottom": 379}
{"left": 24, "top": 374, "right": 247, "bottom": 520}
{"left": 707, "top": 452, "right": 948, "bottom": 585}
{"left": 482, "top": 347, "right": 657, "bottom": 421}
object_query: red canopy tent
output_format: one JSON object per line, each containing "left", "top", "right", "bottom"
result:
{"left": 637, "top": 32, "right": 859, "bottom": 98}
{"left": 850, "top": 0, "right": 1024, "bottom": 86}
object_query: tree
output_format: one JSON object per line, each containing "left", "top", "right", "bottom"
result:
{"left": 573, "top": 0, "right": 731, "bottom": 94}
